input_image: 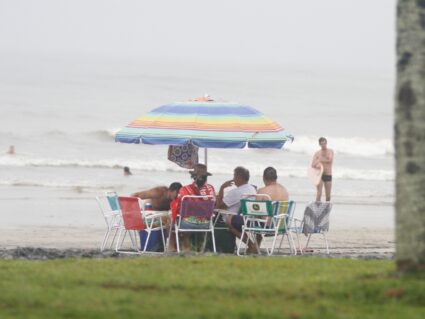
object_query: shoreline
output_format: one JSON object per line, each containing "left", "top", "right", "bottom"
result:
{"left": 0, "top": 225, "right": 394, "bottom": 260}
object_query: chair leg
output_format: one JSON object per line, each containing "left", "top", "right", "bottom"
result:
{"left": 284, "top": 234, "right": 292, "bottom": 254}
{"left": 278, "top": 234, "right": 285, "bottom": 252}
{"left": 295, "top": 231, "right": 303, "bottom": 255}
{"left": 159, "top": 219, "right": 166, "bottom": 253}
{"left": 143, "top": 230, "right": 151, "bottom": 252}
{"left": 252, "top": 233, "right": 261, "bottom": 255}
{"left": 166, "top": 221, "right": 174, "bottom": 253}
{"left": 323, "top": 232, "right": 330, "bottom": 254}
{"left": 269, "top": 231, "right": 279, "bottom": 256}
{"left": 115, "top": 229, "right": 125, "bottom": 252}
{"left": 175, "top": 227, "right": 180, "bottom": 253}
{"left": 288, "top": 232, "right": 297, "bottom": 255}
{"left": 129, "top": 231, "right": 138, "bottom": 251}
{"left": 211, "top": 229, "right": 216, "bottom": 253}
{"left": 120, "top": 230, "right": 127, "bottom": 249}
{"left": 109, "top": 227, "right": 119, "bottom": 250}
{"left": 237, "top": 228, "right": 246, "bottom": 256}
{"left": 305, "top": 233, "right": 312, "bottom": 250}
{"left": 100, "top": 229, "right": 110, "bottom": 251}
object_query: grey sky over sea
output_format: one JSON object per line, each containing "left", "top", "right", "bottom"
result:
{"left": 0, "top": 0, "right": 395, "bottom": 70}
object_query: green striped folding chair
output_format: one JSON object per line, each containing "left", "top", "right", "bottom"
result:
{"left": 271, "top": 200, "right": 298, "bottom": 255}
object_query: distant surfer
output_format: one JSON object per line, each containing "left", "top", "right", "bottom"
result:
{"left": 311, "top": 137, "right": 334, "bottom": 202}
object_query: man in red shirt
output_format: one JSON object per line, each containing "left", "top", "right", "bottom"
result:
{"left": 171, "top": 164, "right": 215, "bottom": 220}
{"left": 170, "top": 164, "right": 216, "bottom": 251}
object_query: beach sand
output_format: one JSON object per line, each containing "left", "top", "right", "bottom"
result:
{"left": 0, "top": 225, "right": 394, "bottom": 259}
{"left": 0, "top": 186, "right": 394, "bottom": 260}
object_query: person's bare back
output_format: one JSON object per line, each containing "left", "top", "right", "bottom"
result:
{"left": 256, "top": 167, "right": 289, "bottom": 201}
{"left": 257, "top": 183, "right": 289, "bottom": 201}
{"left": 132, "top": 183, "right": 182, "bottom": 211}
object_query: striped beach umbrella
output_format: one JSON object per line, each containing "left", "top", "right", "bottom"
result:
{"left": 115, "top": 97, "right": 294, "bottom": 151}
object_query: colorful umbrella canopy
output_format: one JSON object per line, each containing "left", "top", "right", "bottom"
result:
{"left": 115, "top": 97, "right": 294, "bottom": 149}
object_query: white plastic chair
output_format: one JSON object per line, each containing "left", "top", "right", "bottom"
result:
{"left": 95, "top": 191, "right": 122, "bottom": 251}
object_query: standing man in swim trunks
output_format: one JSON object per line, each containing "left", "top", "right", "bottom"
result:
{"left": 312, "top": 137, "right": 334, "bottom": 202}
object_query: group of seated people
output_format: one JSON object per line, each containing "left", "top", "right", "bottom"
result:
{"left": 131, "top": 163, "right": 289, "bottom": 252}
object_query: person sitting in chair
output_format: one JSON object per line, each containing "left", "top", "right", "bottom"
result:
{"left": 170, "top": 164, "right": 216, "bottom": 251}
{"left": 257, "top": 167, "right": 289, "bottom": 202}
{"left": 255, "top": 167, "right": 290, "bottom": 249}
{"left": 171, "top": 164, "right": 216, "bottom": 221}
{"left": 215, "top": 166, "right": 257, "bottom": 248}
{"left": 131, "top": 182, "right": 182, "bottom": 211}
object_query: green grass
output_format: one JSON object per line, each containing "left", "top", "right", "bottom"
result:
{"left": 0, "top": 257, "right": 424, "bottom": 319}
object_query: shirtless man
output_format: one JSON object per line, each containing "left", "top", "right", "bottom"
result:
{"left": 257, "top": 167, "right": 289, "bottom": 202}
{"left": 312, "top": 137, "right": 334, "bottom": 202}
{"left": 131, "top": 182, "right": 182, "bottom": 211}
{"left": 253, "top": 167, "right": 289, "bottom": 251}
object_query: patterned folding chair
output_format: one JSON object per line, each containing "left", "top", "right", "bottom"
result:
{"left": 300, "top": 201, "right": 332, "bottom": 254}
{"left": 116, "top": 196, "right": 166, "bottom": 254}
{"left": 95, "top": 191, "right": 122, "bottom": 251}
{"left": 172, "top": 195, "right": 216, "bottom": 254}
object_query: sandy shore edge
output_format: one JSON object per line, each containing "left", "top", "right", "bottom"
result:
{"left": 0, "top": 225, "right": 394, "bottom": 260}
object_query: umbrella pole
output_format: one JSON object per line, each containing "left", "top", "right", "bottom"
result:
{"left": 204, "top": 148, "right": 208, "bottom": 167}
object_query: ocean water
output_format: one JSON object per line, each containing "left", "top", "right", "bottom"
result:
{"left": 0, "top": 53, "right": 395, "bottom": 229}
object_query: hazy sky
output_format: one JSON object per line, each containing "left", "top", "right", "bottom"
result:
{"left": 0, "top": 0, "right": 395, "bottom": 70}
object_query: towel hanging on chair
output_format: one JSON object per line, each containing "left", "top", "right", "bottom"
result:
{"left": 302, "top": 201, "right": 332, "bottom": 236}
{"left": 168, "top": 142, "right": 199, "bottom": 169}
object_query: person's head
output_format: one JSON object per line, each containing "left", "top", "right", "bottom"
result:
{"left": 263, "top": 166, "right": 278, "bottom": 185}
{"left": 318, "top": 137, "right": 328, "bottom": 150}
{"left": 168, "top": 182, "right": 182, "bottom": 200}
{"left": 123, "top": 166, "right": 132, "bottom": 176}
{"left": 189, "top": 164, "right": 212, "bottom": 188}
{"left": 233, "top": 166, "right": 250, "bottom": 186}
{"left": 8, "top": 145, "right": 15, "bottom": 155}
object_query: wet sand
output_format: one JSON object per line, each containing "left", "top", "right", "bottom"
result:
{"left": 0, "top": 225, "right": 394, "bottom": 260}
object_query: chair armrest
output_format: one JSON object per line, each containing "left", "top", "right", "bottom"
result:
{"left": 144, "top": 211, "right": 169, "bottom": 218}
{"left": 104, "top": 211, "right": 120, "bottom": 218}
{"left": 215, "top": 209, "right": 238, "bottom": 216}
{"left": 288, "top": 217, "right": 303, "bottom": 231}
{"left": 273, "top": 213, "right": 288, "bottom": 220}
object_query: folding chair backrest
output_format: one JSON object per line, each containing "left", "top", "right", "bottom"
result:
{"left": 179, "top": 195, "right": 215, "bottom": 229}
{"left": 287, "top": 201, "right": 296, "bottom": 221}
{"left": 118, "top": 196, "right": 145, "bottom": 231}
{"left": 106, "top": 192, "right": 120, "bottom": 212}
{"left": 240, "top": 199, "right": 274, "bottom": 218}
{"left": 273, "top": 200, "right": 295, "bottom": 231}
{"left": 302, "top": 201, "right": 332, "bottom": 234}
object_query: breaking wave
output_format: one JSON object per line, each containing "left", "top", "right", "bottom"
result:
{"left": 286, "top": 136, "right": 393, "bottom": 158}
{"left": 0, "top": 154, "right": 394, "bottom": 181}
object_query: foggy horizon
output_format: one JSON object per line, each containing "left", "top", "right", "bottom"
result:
{"left": 0, "top": 0, "right": 396, "bottom": 71}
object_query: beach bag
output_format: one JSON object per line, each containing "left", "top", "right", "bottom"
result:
{"left": 168, "top": 142, "right": 199, "bottom": 169}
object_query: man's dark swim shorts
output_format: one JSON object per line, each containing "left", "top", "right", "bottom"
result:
{"left": 231, "top": 215, "right": 244, "bottom": 232}
{"left": 322, "top": 174, "right": 332, "bottom": 182}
